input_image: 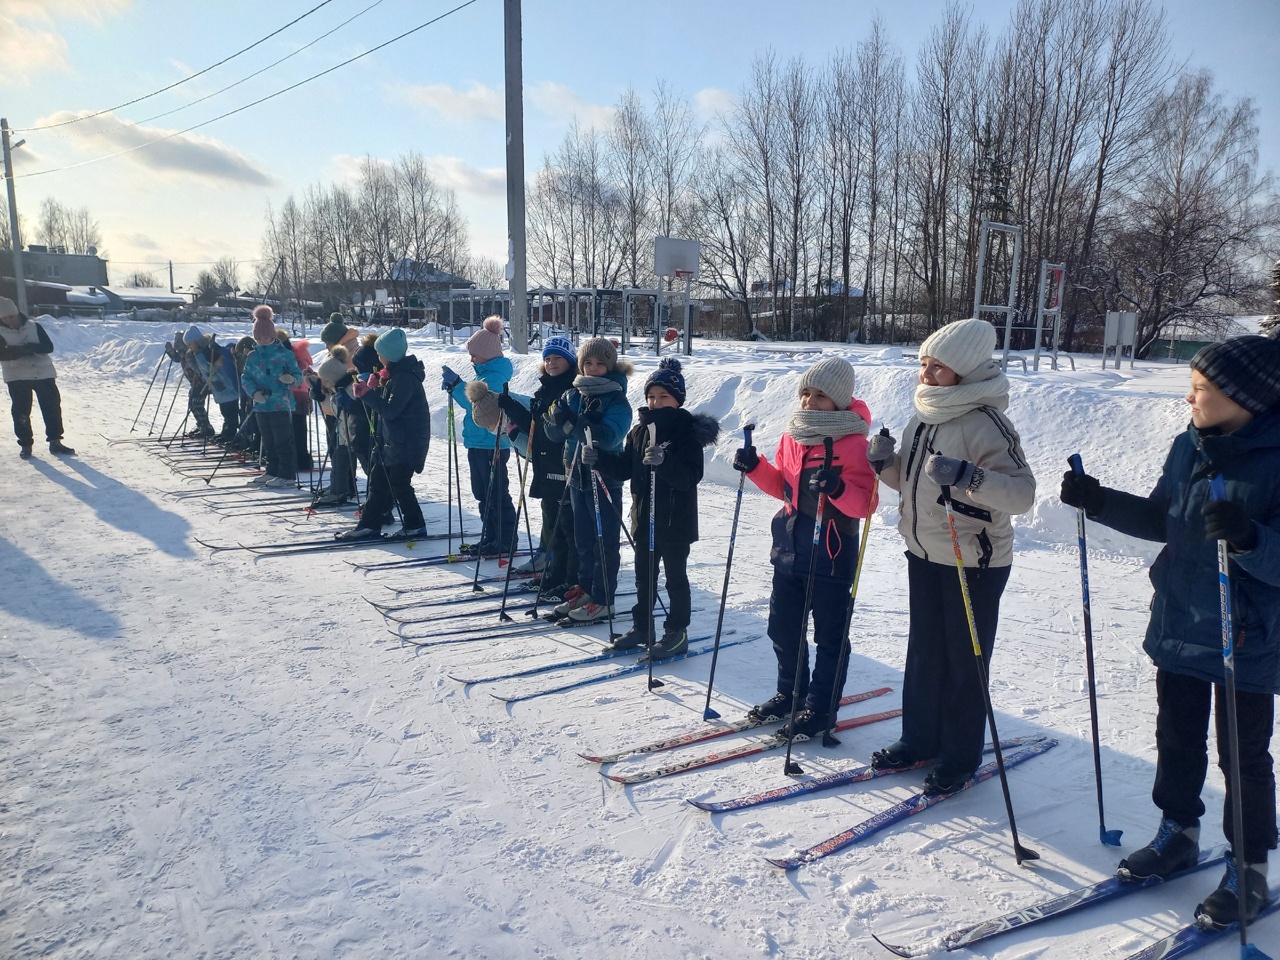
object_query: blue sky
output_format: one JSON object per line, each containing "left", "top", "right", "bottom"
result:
{"left": 1, "top": 0, "right": 1275, "bottom": 292}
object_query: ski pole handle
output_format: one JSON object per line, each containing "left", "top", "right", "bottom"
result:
{"left": 1068, "top": 453, "right": 1084, "bottom": 476}
{"left": 742, "top": 423, "right": 755, "bottom": 448}
{"left": 1210, "top": 473, "right": 1227, "bottom": 503}
{"left": 822, "top": 435, "right": 834, "bottom": 470}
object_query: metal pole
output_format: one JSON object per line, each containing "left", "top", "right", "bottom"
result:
{"left": 2, "top": 119, "right": 27, "bottom": 316}
{"left": 1032, "top": 260, "right": 1048, "bottom": 372}
{"left": 504, "top": 0, "right": 529, "bottom": 355}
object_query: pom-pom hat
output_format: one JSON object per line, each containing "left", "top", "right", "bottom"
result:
{"left": 644, "top": 357, "right": 686, "bottom": 405}
{"left": 797, "top": 355, "right": 856, "bottom": 410}
{"left": 320, "top": 314, "right": 349, "bottom": 345}
{"left": 252, "top": 305, "right": 276, "bottom": 345}
{"left": 1191, "top": 335, "right": 1280, "bottom": 416}
{"left": 466, "top": 316, "right": 505, "bottom": 363}
{"left": 919, "top": 318, "right": 996, "bottom": 380}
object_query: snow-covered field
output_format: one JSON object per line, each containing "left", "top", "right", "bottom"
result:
{"left": 3, "top": 317, "right": 1276, "bottom": 960}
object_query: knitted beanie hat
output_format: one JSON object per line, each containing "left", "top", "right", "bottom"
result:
{"left": 542, "top": 335, "right": 577, "bottom": 368}
{"left": 317, "top": 346, "right": 349, "bottom": 385}
{"left": 375, "top": 327, "right": 408, "bottom": 363}
{"left": 919, "top": 318, "right": 996, "bottom": 379}
{"left": 1191, "top": 335, "right": 1280, "bottom": 415}
{"left": 466, "top": 315, "right": 505, "bottom": 363}
{"left": 644, "top": 357, "right": 686, "bottom": 405}
{"left": 798, "top": 355, "right": 856, "bottom": 410}
{"left": 183, "top": 325, "right": 203, "bottom": 344}
{"left": 578, "top": 336, "right": 618, "bottom": 372}
{"left": 465, "top": 380, "right": 503, "bottom": 430}
{"left": 320, "top": 314, "right": 348, "bottom": 345}
{"left": 252, "top": 305, "right": 276, "bottom": 345}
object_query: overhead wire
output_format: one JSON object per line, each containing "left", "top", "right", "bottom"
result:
{"left": 12, "top": 0, "right": 339, "bottom": 133}
{"left": 16, "top": 0, "right": 483, "bottom": 180}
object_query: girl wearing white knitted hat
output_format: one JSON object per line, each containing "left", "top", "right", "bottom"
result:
{"left": 865, "top": 317, "right": 1036, "bottom": 795}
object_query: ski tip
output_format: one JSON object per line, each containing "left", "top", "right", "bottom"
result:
{"left": 686, "top": 798, "right": 719, "bottom": 812}
{"left": 601, "top": 772, "right": 627, "bottom": 784}
{"left": 1100, "top": 826, "right": 1124, "bottom": 846}
{"left": 867, "top": 931, "right": 916, "bottom": 958}
{"left": 764, "top": 856, "right": 800, "bottom": 871}
{"left": 577, "top": 752, "right": 604, "bottom": 763}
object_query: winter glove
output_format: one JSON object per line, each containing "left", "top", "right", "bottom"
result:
{"left": 252, "top": 390, "right": 268, "bottom": 403}
{"left": 352, "top": 379, "right": 376, "bottom": 399}
{"left": 553, "top": 401, "right": 579, "bottom": 434}
{"left": 642, "top": 442, "right": 668, "bottom": 468}
{"left": 866, "top": 428, "right": 896, "bottom": 473}
{"left": 1203, "top": 499, "right": 1258, "bottom": 551}
{"left": 334, "top": 371, "right": 355, "bottom": 392}
{"left": 733, "top": 445, "right": 759, "bottom": 473}
{"left": 441, "top": 365, "right": 462, "bottom": 392}
{"left": 925, "top": 454, "right": 975, "bottom": 491}
{"left": 279, "top": 373, "right": 296, "bottom": 385}
{"left": 1060, "top": 469, "right": 1106, "bottom": 515}
{"left": 497, "top": 391, "right": 523, "bottom": 418}
{"left": 809, "top": 466, "right": 845, "bottom": 498}
{"left": 367, "top": 369, "right": 385, "bottom": 388}
{"left": 164, "top": 343, "right": 182, "bottom": 362}
{"left": 580, "top": 443, "right": 599, "bottom": 467}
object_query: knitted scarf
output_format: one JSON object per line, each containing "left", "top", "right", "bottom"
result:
{"left": 913, "top": 360, "right": 1010, "bottom": 425}
{"left": 785, "top": 408, "right": 870, "bottom": 446}
{"left": 573, "top": 374, "right": 622, "bottom": 397}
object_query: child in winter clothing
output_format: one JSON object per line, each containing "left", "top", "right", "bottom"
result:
{"left": 336, "top": 327, "right": 430, "bottom": 539}
{"left": 867, "top": 318, "right": 1035, "bottom": 794}
{"left": 735, "top": 355, "right": 877, "bottom": 737}
{"left": 240, "top": 306, "right": 301, "bottom": 486}
{"left": 442, "top": 316, "right": 516, "bottom": 556}
{"left": 1061, "top": 334, "right": 1280, "bottom": 928}
{"left": 546, "top": 337, "right": 634, "bottom": 624}
{"left": 187, "top": 328, "right": 241, "bottom": 442}
{"left": 312, "top": 346, "right": 360, "bottom": 506}
{"left": 492, "top": 335, "right": 580, "bottom": 597}
{"left": 231, "top": 336, "right": 260, "bottom": 452}
{"left": 317, "top": 313, "right": 362, "bottom": 484}
{"left": 277, "top": 331, "right": 316, "bottom": 471}
{"left": 167, "top": 326, "right": 216, "bottom": 438}
{"left": 598, "top": 358, "right": 718, "bottom": 658}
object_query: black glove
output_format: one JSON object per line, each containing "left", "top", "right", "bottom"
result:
{"left": 1060, "top": 469, "right": 1106, "bottom": 515}
{"left": 497, "top": 391, "right": 523, "bottom": 418}
{"left": 553, "top": 402, "right": 578, "bottom": 431}
{"left": 441, "top": 365, "right": 462, "bottom": 392}
{"left": 1203, "top": 499, "right": 1257, "bottom": 551}
{"left": 809, "top": 466, "right": 845, "bottom": 497}
{"left": 733, "top": 445, "right": 759, "bottom": 473}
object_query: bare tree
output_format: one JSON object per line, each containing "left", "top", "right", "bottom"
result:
{"left": 35, "top": 198, "right": 101, "bottom": 254}
{"left": 688, "top": 145, "right": 765, "bottom": 338}
{"left": 123, "top": 270, "right": 159, "bottom": 287}
{"left": 608, "top": 87, "right": 654, "bottom": 287}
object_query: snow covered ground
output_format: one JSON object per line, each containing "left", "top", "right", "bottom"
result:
{"left": 3, "top": 317, "right": 1276, "bottom": 959}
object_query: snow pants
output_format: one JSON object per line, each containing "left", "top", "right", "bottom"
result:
{"left": 468, "top": 447, "right": 516, "bottom": 552}
{"left": 257, "top": 410, "right": 296, "bottom": 480}
{"left": 631, "top": 540, "right": 691, "bottom": 636}
{"left": 361, "top": 460, "right": 424, "bottom": 533}
{"left": 540, "top": 483, "right": 577, "bottom": 589}
{"left": 766, "top": 567, "right": 856, "bottom": 716}
{"left": 570, "top": 474, "right": 622, "bottom": 606}
{"left": 899, "top": 553, "right": 1010, "bottom": 777}
{"left": 1153, "top": 668, "right": 1277, "bottom": 863}
{"left": 8, "top": 378, "right": 64, "bottom": 446}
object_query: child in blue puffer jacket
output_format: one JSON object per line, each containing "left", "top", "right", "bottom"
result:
{"left": 241, "top": 306, "right": 301, "bottom": 486}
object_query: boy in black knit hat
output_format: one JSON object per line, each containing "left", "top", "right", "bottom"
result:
{"left": 1062, "top": 334, "right": 1280, "bottom": 929}
{"left": 596, "top": 358, "right": 718, "bottom": 657}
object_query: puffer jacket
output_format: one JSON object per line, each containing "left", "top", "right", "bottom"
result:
{"left": 359, "top": 354, "right": 430, "bottom": 472}
{"left": 597, "top": 405, "right": 719, "bottom": 548}
{"left": 504, "top": 367, "right": 577, "bottom": 498}
{"left": 878, "top": 406, "right": 1035, "bottom": 569}
{"left": 289, "top": 341, "right": 315, "bottom": 412}
{"left": 544, "top": 368, "right": 634, "bottom": 488}
{"left": 241, "top": 340, "right": 301, "bottom": 413}
{"left": 0, "top": 314, "right": 56, "bottom": 382}
{"left": 1092, "top": 415, "right": 1280, "bottom": 695}
{"left": 192, "top": 339, "right": 239, "bottom": 404}
{"left": 746, "top": 399, "right": 877, "bottom": 581}
{"left": 450, "top": 355, "right": 513, "bottom": 450}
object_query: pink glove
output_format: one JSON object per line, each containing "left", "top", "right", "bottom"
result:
{"left": 352, "top": 379, "right": 374, "bottom": 398}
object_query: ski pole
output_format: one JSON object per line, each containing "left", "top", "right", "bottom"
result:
{"left": 206, "top": 408, "right": 258, "bottom": 484}
{"left": 783, "top": 436, "right": 835, "bottom": 777}
{"left": 645, "top": 421, "right": 662, "bottom": 691}
{"left": 1208, "top": 474, "right": 1272, "bottom": 960}
{"left": 131, "top": 352, "right": 166, "bottom": 432}
{"left": 148, "top": 354, "right": 175, "bottom": 434}
{"left": 703, "top": 422, "right": 755, "bottom": 720}
{"left": 1068, "top": 453, "right": 1123, "bottom": 846}
{"left": 445, "top": 393, "right": 457, "bottom": 557}
{"left": 528, "top": 441, "right": 580, "bottom": 620}
{"left": 819, "top": 477, "right": 879, "bottom": 747}
{"left": 942, "top": 485, "right": 1039, "bottom": 865}
{"left": 472, "top": 406, "right": 506, "bottom": 593}
{"left": 584, "top": 426, "right": 618, "bottom": 642}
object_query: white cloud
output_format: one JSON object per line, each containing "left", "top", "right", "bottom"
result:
{"left": 35, "top": 110, "right": 275, "bottom": 187}
{"left": 0, "top": 1, "right": 131, "bottom": 84}
{"left": 527, "top": 82, "right": 615, "bottom": 130}
{"left": 424, "top": 156, "right": 505, "bottom": 197}
{"left": 400, "top": 82, "right": 504, "bottom": 123}
{"left": 694, "top": 87, "right": 736, "bottom": 121}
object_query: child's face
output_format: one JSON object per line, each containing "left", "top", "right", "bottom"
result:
{"left": 800, "top": 387, "right": 837, "bottom": 411}
{"left": 544, "top": 354, "right": 570, "bottom": 377}
{"left": 1188, "top": 369, "right": 1253, "bottom": 434}
{"left": 581, "top": 356, "right": 608, "bottom": 377}
{"left": 646, "top": 386, "right": 680, "bottom": 409}
{"left": 919, "top": 356, "right": 960, "bottom": 387}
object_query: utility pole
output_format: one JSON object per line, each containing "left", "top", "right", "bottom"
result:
{"left": 503, "top": 0, "right": 528, "bottom": 353}
{"left": 2, "top": 118, "right": 27, "bottom": 315}
{"left": 168, "top": 259, "right": 175, "bottom": 293}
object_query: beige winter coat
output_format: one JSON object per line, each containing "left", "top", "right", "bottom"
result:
{"left": 0, "top": 317, "right": 57, "bottom": 383}
{"left": 878, "top": 406, "right": 1035, "bottom": 568}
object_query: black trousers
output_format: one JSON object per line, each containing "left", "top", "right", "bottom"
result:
{"left": 631, "top": 540, "right": 691, "bottom": 635}
{"left": 8, "top": 378, "right": 64, "bottom": 446}
{"left": 899, "top": 553, "right": 1010, "bottom": 776}
{"left": 291, "top": 411, "right": 312, "bottom": 470}
{"left": 543, "top": 485, "right": 577, "bottom": 588}
{"left": 257, "top": 410, "right": 296, "bottom": 480}
{"left": 766, "top": 568, "right": 856, "bottom": 716}
{"left": 217, "top": 400, "right": 240, "bottom": 438}
{"left": 1153, "top": 668, "right": 1277, "bottom": 863}
{"left": 468, "top": 447, "right": 516, "bottom": 550}
{"left": 361, "top": 461, "right": 424, "bottom": 532}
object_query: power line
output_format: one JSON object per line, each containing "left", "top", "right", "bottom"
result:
{"left": 16, "top": 0, "right": 483, "bottom": 180}
{"left": 12, "top": 0, "right": 338, "bottom": 133}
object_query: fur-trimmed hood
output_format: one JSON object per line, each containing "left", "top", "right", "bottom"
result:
{"left": 629, "top": 406, "right": 719, "bottom": 449}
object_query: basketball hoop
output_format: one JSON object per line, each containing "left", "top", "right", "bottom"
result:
{"left": 674, "top": 270, "right": 693, "bottom": 281}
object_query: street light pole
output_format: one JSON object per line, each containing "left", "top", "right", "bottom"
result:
{"left": 2, "top": 118, "right": 28, "bottom": 315}
{"left": 504, "top": 0, "right": 528, "bottom": 354}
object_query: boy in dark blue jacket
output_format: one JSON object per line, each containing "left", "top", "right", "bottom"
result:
{"left": 1062, "top": 335, "right": 1280, "bottom": 929}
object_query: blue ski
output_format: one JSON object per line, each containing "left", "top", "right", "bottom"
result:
{"left": 1123, "top": 899, "right": 1278, "bottom": 959}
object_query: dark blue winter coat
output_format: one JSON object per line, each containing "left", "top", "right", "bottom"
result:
{"left": 1094, "top": 414, "right": 1280, "bottom": 695}
{"left": 359, "top": 354, "right": 430, "bottom": 472}
{"left": 544, "top": 369, "right": 633, "bottom": 488}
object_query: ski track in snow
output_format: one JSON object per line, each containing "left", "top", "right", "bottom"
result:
{"left": 1, "top": 317, "right": 1272, "bottom": 960}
